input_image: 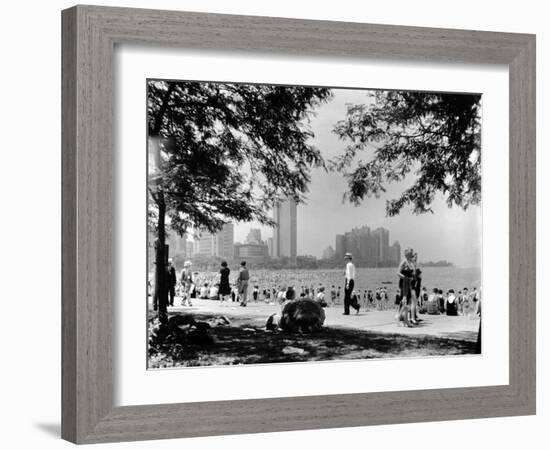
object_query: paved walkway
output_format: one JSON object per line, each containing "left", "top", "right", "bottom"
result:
{"left": 161, "top": 298, "right": 480, "bottom": 341}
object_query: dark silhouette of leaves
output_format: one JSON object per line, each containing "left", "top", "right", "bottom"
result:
{"left": 332, "top": 91, "right": 481, "bottom": 216}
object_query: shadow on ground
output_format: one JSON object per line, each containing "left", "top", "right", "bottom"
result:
{"left": 148, "top": 312, "right": 479, "bottom": 368}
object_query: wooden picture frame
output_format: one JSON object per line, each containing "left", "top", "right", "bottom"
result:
{"left": 61, "top": 5, "right": 536, "bottom": 444}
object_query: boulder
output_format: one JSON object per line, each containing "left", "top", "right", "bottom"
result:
{"left": 280, "top": 299, "right": 325, "bottom": 333}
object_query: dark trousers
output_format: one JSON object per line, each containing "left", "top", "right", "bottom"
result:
{"left": 344, "top": 279, "right": 356, "bottom": 314}
{"left": 168, "top": 285, "right": 175, "bottom": 306}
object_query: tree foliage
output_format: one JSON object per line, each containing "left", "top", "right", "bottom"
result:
{"left": 331, "top": 91, "right": 482, "bottom": 216}
{"left": 148, "top": 81, "right": 332, "bottom": 235}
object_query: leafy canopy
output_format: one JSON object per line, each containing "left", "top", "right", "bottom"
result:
{"left": 331, "top": 91, "right": 482, "bottom": 216}
{"left": 148, "top": 81, "right": 332, "bottom": 235}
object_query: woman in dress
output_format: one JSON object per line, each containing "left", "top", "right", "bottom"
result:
{"left": 397, "top": 247, "right": 418, "bottom": 325}
{"left": 218, "top": 261, "right": 231, "bottom": 302}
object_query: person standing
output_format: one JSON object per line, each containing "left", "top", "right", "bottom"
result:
{"left": 398, "top": 248, "right": 418, "bottom": 325}
{"left": 179, "top": 261, "right": 193, "bottom": 307}
{"left": 343, "top": 253, "right": 360, "bottom": 315}
{"left": 237, "top": 261, "right": 250, "bottom": 307}
{"left": 167, "top": 258, "right": 177, "bottom": 307}
{"left": 218, "top": 261, "right": 231, "bottom": 302}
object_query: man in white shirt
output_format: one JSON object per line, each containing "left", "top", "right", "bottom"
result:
{"left": 343, "top": 253, "right": 360, "bottom": 315}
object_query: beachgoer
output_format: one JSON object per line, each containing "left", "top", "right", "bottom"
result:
{"left": 398, "top": 248, "right": 418, "bottom": 325}
{"left": 343, "top": 253, "right": 360, "bottom": 315}
{"left": 446, "top": 289, "right": 458, "bottom": 316}
{"left": 218, "top": 261, "right": 231, "bottom": 302}
{"left": 237, "top": 261, "right": 250, "bottom": 306}
{"left": 167, "top": 258, "right": 177, "bottom": 307}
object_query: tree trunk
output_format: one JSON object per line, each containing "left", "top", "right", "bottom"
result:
{"left": 149, "top": 83, "right": 174, "bottom": 324}
{"left": 154, "top": 194, "right": 168, "bottom": 324}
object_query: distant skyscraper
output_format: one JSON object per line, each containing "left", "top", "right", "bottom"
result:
{"left": 335, "top": 234, "right": 346, "bottom": 259}
{"left": 335, "top": 225, "right": 393, "bottom": 266}
{"left": 322, "top": 245, "right": 335, "bottom": 260}
{"left": 245, "top": 228, "right": 262, "bottom": 245}
{"left": 217, "top": 223, "right": 234, "bottom": 260}
{"left": 372, "top": 227, "right": 390, "bottom": 265}
{"left": 194, "top": 223, "right": 234, "bottom": 259}
{"left": 272, "top": 199, "right": 297, "bottom": 258}
{"left": 389, "top": 241, "right": 401, "bottom": 266}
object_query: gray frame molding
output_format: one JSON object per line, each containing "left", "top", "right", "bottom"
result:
{"left": 62, "top": 5, "right": 536, "bottom": 444}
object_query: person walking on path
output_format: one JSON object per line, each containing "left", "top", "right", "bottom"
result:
{"left": 179, "top": 260, "right": 193, "bottom": 307}
{"left": 343, "top": 253, "right": 360, "bottom": 315}
{"left": 237, "top": 261, "right": 250, "bottom": 307}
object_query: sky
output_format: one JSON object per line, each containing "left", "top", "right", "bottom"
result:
{"left": 234, "top": 88, "right": 482, "bottom": 268}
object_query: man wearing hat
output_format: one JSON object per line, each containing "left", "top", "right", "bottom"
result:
{"left": 343, "top": 253, "right": 360, "bottom": 315}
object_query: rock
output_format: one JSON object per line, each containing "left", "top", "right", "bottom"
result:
{"left": 282, "top": 346, "right": 306, "bottom": 355}
{"left": 280, "top": 299, "right": 325, "bottom": 333}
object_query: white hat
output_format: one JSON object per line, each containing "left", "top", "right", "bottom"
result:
{"left": 184, "top": 260, "right": 192, "bottom": 267}
{"left": 344, "top": 252, "right": 353, "bottom": 259}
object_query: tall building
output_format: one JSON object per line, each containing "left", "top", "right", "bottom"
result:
{"left": 193, "top": 223, "right": 234, "bottom": 260}
{"left": 217, "top": 223, "right": 235, "bottom": 260}
{"left": 389, "top": 241, "right": 401, "bottom": 266}
{"left": 372, "top": 227, "right": 390, "bottom": 265}
{"left": 234, "top": 243, "right": 269, "bottom": 260}
{"left": 272, "top": 199, "right": 297, "bottom": 258}
{"left": 335, "top": 234, "right": 346, "bottom": 259}
{"left": 167, "top": 231, "right": 189, "bottom": 257}
{"left": 334, "top": 225, "right": 393, "bottom": 266}
{"left": 267, "top": 237, "right": 274, "bottom": 257}
{"left": 322, "top": 245, "right": 335, "bottom": 260}
{"left": 245, "top": 228, "right": 262, "bottom": 245}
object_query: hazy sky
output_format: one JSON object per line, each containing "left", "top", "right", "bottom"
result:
{"left": 234, "top": 88, "right": 482, "bottom": 268}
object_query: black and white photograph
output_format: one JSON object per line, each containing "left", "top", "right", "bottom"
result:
{"left": 146, "top": 79, "right": 482, "bottom": 368}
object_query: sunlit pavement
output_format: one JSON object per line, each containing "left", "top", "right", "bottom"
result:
{"left": 152, "top": 297, "right": 480, "bottom": 341}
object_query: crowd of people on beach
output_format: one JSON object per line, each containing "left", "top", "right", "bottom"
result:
{"left": 150, "top": 248, "right": 481, "bottom": 327}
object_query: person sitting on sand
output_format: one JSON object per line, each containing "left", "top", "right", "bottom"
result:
{"left": 426, "top": 288, "right": 440, "bottom": 315}
{"left": 315, "top": 286, "right": 328, "bottom": 307}
{"left": 200, "top": 283, "right": 209, "bottom": 299}
{"left": 437, "top": 289, "right": 446, "bottom": 313}
{"left": 209, "top": 283, "right": 219, "bottom": 300}
{"left": 446, "top": 289, "right": 458, "bottom": 316}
